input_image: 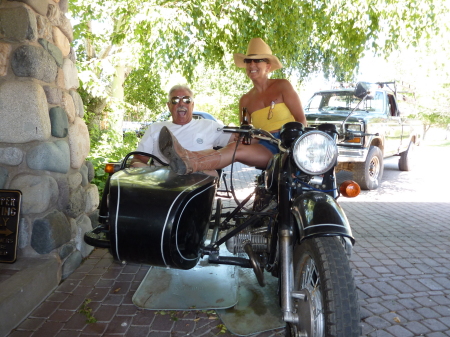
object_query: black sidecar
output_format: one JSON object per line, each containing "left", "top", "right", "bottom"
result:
{"left": 87, "top": 166, "right": 217, "bottom": 270}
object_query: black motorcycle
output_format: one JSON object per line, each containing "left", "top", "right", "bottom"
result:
{"left": 85, "top": 83, "right": 371, "bottom": 337}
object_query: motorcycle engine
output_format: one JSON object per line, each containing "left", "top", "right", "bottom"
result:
{"left": 225, "top": 228, "right": 269, "bottom": 254}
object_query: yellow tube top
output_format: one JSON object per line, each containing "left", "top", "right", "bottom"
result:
{"left": 251, "top": 103, "right": 295, "bottom": 132}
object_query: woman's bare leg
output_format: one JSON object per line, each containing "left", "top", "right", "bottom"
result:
{"left": 215, "top": 141, "right": 273, "bottom": 169}
{"left": 159, "top": 126, "right": 273, "bottom": 174}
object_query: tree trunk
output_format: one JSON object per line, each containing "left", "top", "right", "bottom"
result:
{"left": 85, "top": 96, "right": 108, "bottom": 132}
{"left": 109, "top": 63, "right": 126, "bottom": 137}
{"left": 422, "top": 124, "right": 431, "bottom": 141}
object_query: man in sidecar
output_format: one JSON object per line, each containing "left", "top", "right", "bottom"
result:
{"left": 131, "top": 84, "right": 233, "bottom": 175}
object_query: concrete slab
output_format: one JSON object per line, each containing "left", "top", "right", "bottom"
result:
{"left": 0, "top": 256, "right": 60, "bottom": 337}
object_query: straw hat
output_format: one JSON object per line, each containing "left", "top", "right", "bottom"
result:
{"left": 233, "top": 38, "right": 282, "bottom": 72}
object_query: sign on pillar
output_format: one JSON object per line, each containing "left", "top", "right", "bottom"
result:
{"left": 0, "top": 190, "right": 22, "bottom": 263}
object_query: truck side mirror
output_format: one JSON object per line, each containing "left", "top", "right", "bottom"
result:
{"left": 354, "top": 82, "right": 371, "bottom": 99}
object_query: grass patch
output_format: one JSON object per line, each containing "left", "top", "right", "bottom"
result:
{"left": 78, "top": 299, "right": 97, "bottom": 324}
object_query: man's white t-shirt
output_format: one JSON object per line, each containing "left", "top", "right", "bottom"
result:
{"left": 136, "top": 119, "right": 232, "bottom": 163}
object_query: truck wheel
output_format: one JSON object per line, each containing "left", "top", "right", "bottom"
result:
{"left": 353, "top": 146, "right": 384, "bottom": 190}
{"left": 398, "top": 141, "right": 415, "bottom": 171}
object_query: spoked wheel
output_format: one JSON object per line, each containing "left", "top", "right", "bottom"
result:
{"left": 286, "top": 237, "right": 361, "bottom": 337}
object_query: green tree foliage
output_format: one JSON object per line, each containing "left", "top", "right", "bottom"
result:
{"left": 357, "top": 11, "right": 450, "bottom": 140}
{"left": 417, "top": 81, "right": 450, "bottom": 139}
{"left": 124, "top": 68, "right": 166, "bottom": 121}
{"left": 190, "top": 63, "right": 250, "bottom": 125}
{"left": 87, "top": 130, "right": 140, "bottom": 196}
{"left": 70, "top": 0, "right": 445, "bottom": 126}
{"left": 412, "top": 100, "right": 450, "bottom": 140}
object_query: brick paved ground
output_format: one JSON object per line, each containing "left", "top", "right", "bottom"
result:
{"left": 5, "top": 144, "right": 450, "bottom": 337}
{"left": 341, "top": 144, "right": 450, "bottom": 337}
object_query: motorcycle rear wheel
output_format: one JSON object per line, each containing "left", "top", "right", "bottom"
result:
{"left": 286, "top": 237, "right": 361, "bottom": 337}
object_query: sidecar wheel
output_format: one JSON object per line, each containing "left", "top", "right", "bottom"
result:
{"left": 286, "top": 237, "right": 361, "bottom": 337}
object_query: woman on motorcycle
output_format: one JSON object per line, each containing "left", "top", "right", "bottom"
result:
{"left": 159, "top": 38, "right": 307, "bottom": 175}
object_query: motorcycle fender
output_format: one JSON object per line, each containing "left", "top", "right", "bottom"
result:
{"left": 291, "top": 191, "right": 355, "bottom": 243}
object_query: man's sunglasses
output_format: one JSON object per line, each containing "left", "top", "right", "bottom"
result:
{"left": 244, "top": 59, "right": 268, "bottom": 64}
{"left": 170, "top": 96, "right": 193, "bottom": 105}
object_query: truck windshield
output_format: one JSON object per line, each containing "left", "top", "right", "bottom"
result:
{"left": 307, "top": 91, "right": 384, "bottom": 113}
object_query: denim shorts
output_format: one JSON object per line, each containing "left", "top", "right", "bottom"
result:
{"left": 258, "top": 132, "right": 280, "bottom": 154}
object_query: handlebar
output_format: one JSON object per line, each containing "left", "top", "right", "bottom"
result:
{"left": 220, "top": 126, "right": 252, "bottom": 134}
{"left": 220, "top": 125, "right": 277, "bottom": 138}
{"left": 219, "top": 124, "right": 379, "bottom": 147}
{"left": 220, "top": 125, "right": 278, "bottom": 140}
{"left": 219, "top": 125, "right": 283, "bottom": 148}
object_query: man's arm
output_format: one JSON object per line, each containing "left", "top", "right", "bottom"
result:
{"left": 210, "top": 120, "right": 236, "bottom": 147}
{"left": 131, "top": 123, "right": 156, "bottom": 167}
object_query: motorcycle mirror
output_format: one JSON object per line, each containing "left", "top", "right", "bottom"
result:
{"left": 340, "top": 82, "right": 375, "bottom": 135}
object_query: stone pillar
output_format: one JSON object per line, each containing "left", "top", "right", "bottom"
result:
{"left": 0, "top": 0, "right": 98, "bottom": 279}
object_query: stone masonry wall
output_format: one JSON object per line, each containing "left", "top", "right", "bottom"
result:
{"left": 0, "top": 0, "right": 98, "bottom": 280}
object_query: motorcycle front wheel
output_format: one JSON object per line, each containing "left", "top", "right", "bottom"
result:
{"left": 286, "top": 237, "right": 361, "bottom": 337}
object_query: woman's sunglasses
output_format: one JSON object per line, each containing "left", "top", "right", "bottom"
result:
{"left": 244, "top": 59, "right": 268, "bottom": 64}
{"left": 170, "top": 96, "right": 193, "bottom": 105}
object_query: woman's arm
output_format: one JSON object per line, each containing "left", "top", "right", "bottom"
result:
{"left": 279, "top": 79, "right": 307, "bottom": 127}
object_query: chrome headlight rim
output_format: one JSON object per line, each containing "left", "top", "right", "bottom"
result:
{"left": 292, "top": 130, "right": 338, "bottom": 175}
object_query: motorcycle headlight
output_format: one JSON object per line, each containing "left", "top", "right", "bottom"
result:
{"left": 292, "top": 131, "right": 338, "bottom": 175}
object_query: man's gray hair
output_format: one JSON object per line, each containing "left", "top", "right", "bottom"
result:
{"left": 168, "top": 85, "right": 194, "bottom": 101}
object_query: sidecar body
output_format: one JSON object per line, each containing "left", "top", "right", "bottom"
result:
{"left": 92, "top": 166, "right": 217, "bottom": 270}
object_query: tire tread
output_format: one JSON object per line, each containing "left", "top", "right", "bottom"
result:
{"left": 292, "top": 237, "right": 361, "bottom": 337}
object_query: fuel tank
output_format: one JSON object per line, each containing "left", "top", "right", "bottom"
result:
{"left": 108, "top": 166, "right": 217, "bottom": 269}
